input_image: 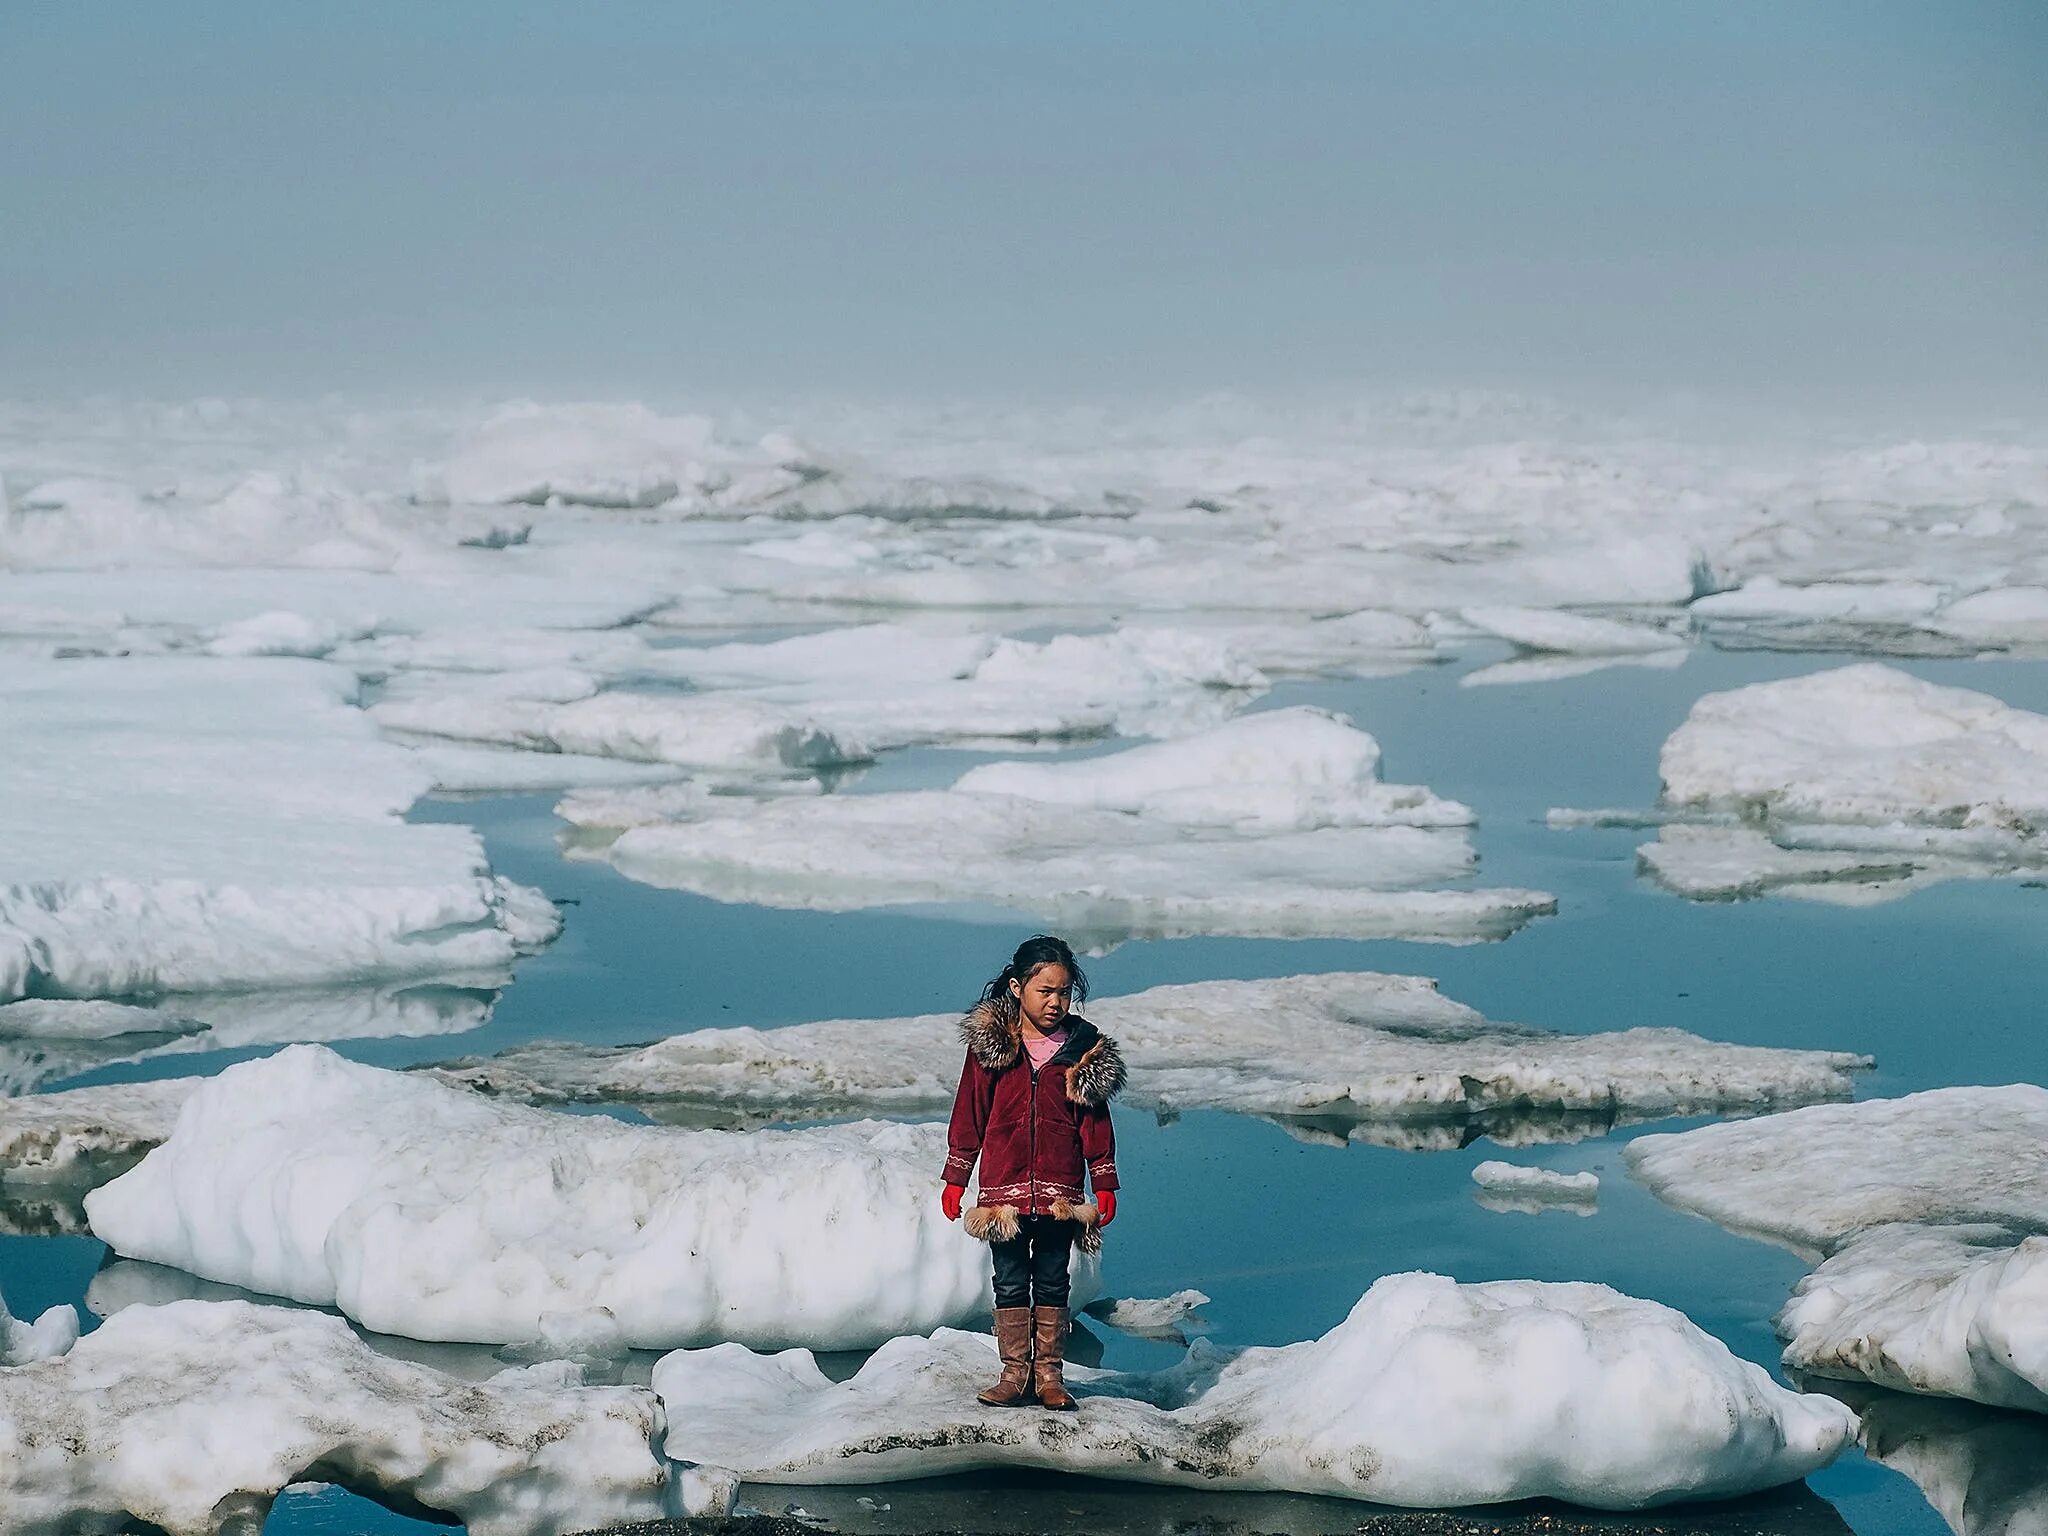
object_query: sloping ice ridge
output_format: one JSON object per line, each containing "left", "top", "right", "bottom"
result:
{"left": 651, "top": 1271, "right": 1855, "bottom": 1510}
{"left": 83, "top": 1046, "right": 1095, "bottom": 1350}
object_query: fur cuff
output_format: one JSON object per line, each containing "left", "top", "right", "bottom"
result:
{"left": 1051, "top": 1197, "right": 1104, "bottom": 1254}
{"left": 962, "top": 1204, "right": 1022, "bottom": 1243}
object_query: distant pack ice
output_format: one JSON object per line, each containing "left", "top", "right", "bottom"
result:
{"left": 84, "top": 1046, "right": 1087, "bottom": 1350}
{"left": 654, "top": 1271, "right": 1854, "bottom": 1510}
{"left": 0, "top": 658, "right": 556, "bottom": 1004}
{"left": 1629, "top": 1085, "right": 2048, "bottom": 1412}
{"left": 426, "top": 969, "right": 1868, "bottom": 1144}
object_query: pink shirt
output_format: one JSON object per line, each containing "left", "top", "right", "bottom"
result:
{"left": 1022, "top": 1024, "right": 1067, "bottom": 1071}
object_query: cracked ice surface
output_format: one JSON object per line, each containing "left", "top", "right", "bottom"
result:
{"left": 424, "top": 971, "right": 1867, "bottom": 1134}
{"left": 652, "top": 1272, "right": 1854, "bottom": 1510}
{"left": 0, "top": 658, "right": 557, "bottom": 1003}
{"left": 0, "top": 1298, "right": 733, "bottom": 1536}
{"left": 84, "top": 1045, "right": 1081, "bottom": 1350}
{"left": 1629, "top": 1087, "right": 2048, "bottom": 1411}
{"left": 587, "top": 714, "right": 1551, "bottom": 946}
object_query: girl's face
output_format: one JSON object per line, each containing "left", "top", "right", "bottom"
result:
{"left": 1010, "top": 962, "right": 1073, "bottom": 1034}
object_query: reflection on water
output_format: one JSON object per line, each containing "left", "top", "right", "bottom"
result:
{"left": 7, "top": 646, "right": 2048, "bottom": 1536}
{"left": 1816, "top": 1382, "right": 2048, "bottom": 1536}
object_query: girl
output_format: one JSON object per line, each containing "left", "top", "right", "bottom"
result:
{"left": 941, "top": 934, "right": 1125, "bottom": 1411}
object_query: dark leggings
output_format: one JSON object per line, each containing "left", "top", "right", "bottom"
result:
{"left": 990, "top": 1214, "right": 1076, "bottom": 1309}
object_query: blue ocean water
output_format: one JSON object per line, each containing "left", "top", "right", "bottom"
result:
{"left": 9, "top": 644, "right": 2047, "bottom": 1534}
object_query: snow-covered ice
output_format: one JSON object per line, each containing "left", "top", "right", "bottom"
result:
{"left": 1459, "top": 606, "right": 1685, "bottom": 655}
{"left": 1083, "top": 1290, "right": 1211, "bottom": 1339}
{"left": 952, "top": 707, "right": 1469, "bottom": 831}
{"left": 0, "top": 1286, "right": 78, "bottom": 1365}
{"left": 584, "top": 713, "right": 1552, "bottom": 946}
{"left": 0, "top": 1298, "right": 731, "bottom": 1535}
{"left": 0, "top": 657, "right": 557, "bottom": 1002}
{"left": 652, "top": 1271, "right": 1854, "bottom": 1509}
{"left": 1628, "top": 1087, "right": 2048, "bottom": 1410}
{"left": 425, "top": 970, "right": 1868, "bottom": 1135}
{"left": 0, "top": 1078, "right": 199, "bottom": 1184}
{"left": 1471, "top": 1161, "right": 1600, "bottom": 1202}
{"left": 85, "top": 1046, "right": 1085, "bottom": 1349}
{"left": 1561, "top": 666, "right": 2048, "bottom": 904}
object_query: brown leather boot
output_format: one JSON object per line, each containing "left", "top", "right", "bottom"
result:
{"left": 1031, "top": 1305, "right": 1076, "bottom": 1411}
{"left": 977, "top": 1307, "right": 1035, "bottom": 1406}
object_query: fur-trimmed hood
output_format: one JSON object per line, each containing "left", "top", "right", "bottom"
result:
{"left": 960, "top": 999, "right": 1127, "bottom": 1108}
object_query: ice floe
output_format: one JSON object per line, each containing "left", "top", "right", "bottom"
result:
{"left": 425, "top": 970, "right": 1868, "bottom": 1138}
{"left": 1556, "top": 665, "right": 2048, "bottom": 903}
{"left": 0, "top": 1297, "right": 733, "bottom": 1535}
{"left": 85, "top": 1045, "right": 1074, "bottom": 1349}
{"left": 583, "top": 713, "right": 1550, "bottom": 945}
{"left": 1459, "top": 606, "right": 1686, "bottom": 655}
{"left": 952, "top": 707, "right": 1468, "bottom": 831}
{"left": 1470, "top": 1160, "right": 1600, "bottom": 1207}
{"left": 0, "top": 657, "right": 556, "bottom": 1003}
{"left": 1629, "top": 1086, "right": 2048, "bottom": 1411}
{"left": 0, "top": 1078, "right": 199, "bottom": 1184}
{"left": 652, "top": 1271, "right": 1854, "bottom": 1509}
{"left": 1083, "top": 1290, "right": 1211, "bottom": 1340}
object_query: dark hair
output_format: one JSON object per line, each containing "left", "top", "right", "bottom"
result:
{"left": 979, "top": 934, "right": 1089, "bottom": 1011}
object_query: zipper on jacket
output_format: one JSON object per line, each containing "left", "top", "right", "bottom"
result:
{"left": 1027, "top": 1062, "right": 1039, "bottom": 1216}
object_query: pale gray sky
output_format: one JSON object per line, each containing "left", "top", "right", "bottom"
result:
{"left": 4, "top": 3, "right": 2044, "bottom": 412}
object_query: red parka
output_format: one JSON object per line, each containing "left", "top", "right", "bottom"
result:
{"left": 943, "top": 999, "right": 1125, "bottom": 1238}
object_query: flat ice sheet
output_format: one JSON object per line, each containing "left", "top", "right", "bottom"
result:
{"left": 425, "top": 970, "right": 1867, "bottom": 1134}
{"left": 0, "top": 657, "right": 556, "bottom": 1002}
{"left": 85, "top": 1046, "right": 1081, "bottom": 1350}
{"left": 652, "top": 1271, "right": 1854, "bottom": 1510}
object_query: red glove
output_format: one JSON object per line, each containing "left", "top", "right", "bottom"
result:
{"left": 941, "top": 1184, "right": 965, "bottom": 1222}
{"left": 1096, "top": 1190, "right": 1117, "bottom": 1227}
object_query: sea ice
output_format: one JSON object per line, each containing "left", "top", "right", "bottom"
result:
{"left": 1583, "top": 665, "right": 2048, "bottom": 903}
{"left": 952, "top": 707, "right": 1469, "bottom": 831}
{"left": 371, "top": 688, "right": 867, "bottom": 772}
{"left": 424, "top": 970, "right": 1867, "bottom": 1135}
{"left": 0, "top": 1078, "right": 200, "bottom": 1184}
{"left": 0, "top": 657, "right": 557, "bottom": 1002}
{"left": 0, "top": 1298, "right": 731, "bottom": 1535}
{"left": 1629, "top": 1087, "right": 2048, "bottom": 1410}
{"left": 1083, "top": 1290, "right": 1211, "bottom": 1338}
{"left": 1459, "top": 606, "right": 1685, "bottom": 655}
{"left": 0, "top": 1287, "right": 78, "bottom": 1365}
{"left": 1470, "top": 1160, "right": 1600, "bottom": 1201}
{"left": 652, "top": 1272, "right": 1854, "bottom": 1509}
{"left": 85, "top": 1046, "right": 1079, "bottom": 1350}
{"left": 589, "top": 713, "right": 1553, "bottom": 949}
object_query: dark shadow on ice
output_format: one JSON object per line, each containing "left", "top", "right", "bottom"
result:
{"left": 587, "top": 1474, "right": 1852, "bottom": 1536}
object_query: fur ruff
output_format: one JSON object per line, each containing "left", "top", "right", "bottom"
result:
{"left": 962, "top": 1199, "right": 1104, "bottom": 1254}
{"left": 959, "top": 1000, "right": 1126, "bottom": 1107}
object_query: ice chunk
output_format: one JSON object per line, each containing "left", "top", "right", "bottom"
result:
{"left": 0, "top": 1298, "right": 726, "bottom": 1535}
{"left": 601, "top": 785, "right": 1551, "bottom": 947}
{"left": 1471, "top": 1160, "right": 1600, "bottom": 1201}
{"left": 1660, "top": 665, "right": 2048, "bottom": 827}
{"left": 0, "top": 1287, "right": 78, "bottom": 1364}
{"left": 1629, "top": 1087, "right": 2048, "bottom": 1409}
{"left": 372, "top": 688, "right": 867, "bottom": 771}
{"left": 0, "top": 657, "right": 556, "bottom": 1002}
{"left": 954, "top": 708, "right": 1469, "bottom": 831}
{"left": 1460, "top": 606, "right": 1685, "bottom": 655}
{"left": 424, "top": 971, "right": 1868, "bottom": 1136}
{"left": 1612, "top": 666, "right": 2048, "bottom": 904}
{"left": 86, "top": 1045, "right": 1080, "bottom": 1349}
{"left": 1932, "top": 586, "right": 2048, "bottom": 647}
{"left": 1083, "top": 1290, "right": 1210, "bottom": 1338}
{"left": 653, "top": 1272, "right": 1854, "bottom": 1509}
{"left": 406, "top": 743, "right": 688, "bottom": 794}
